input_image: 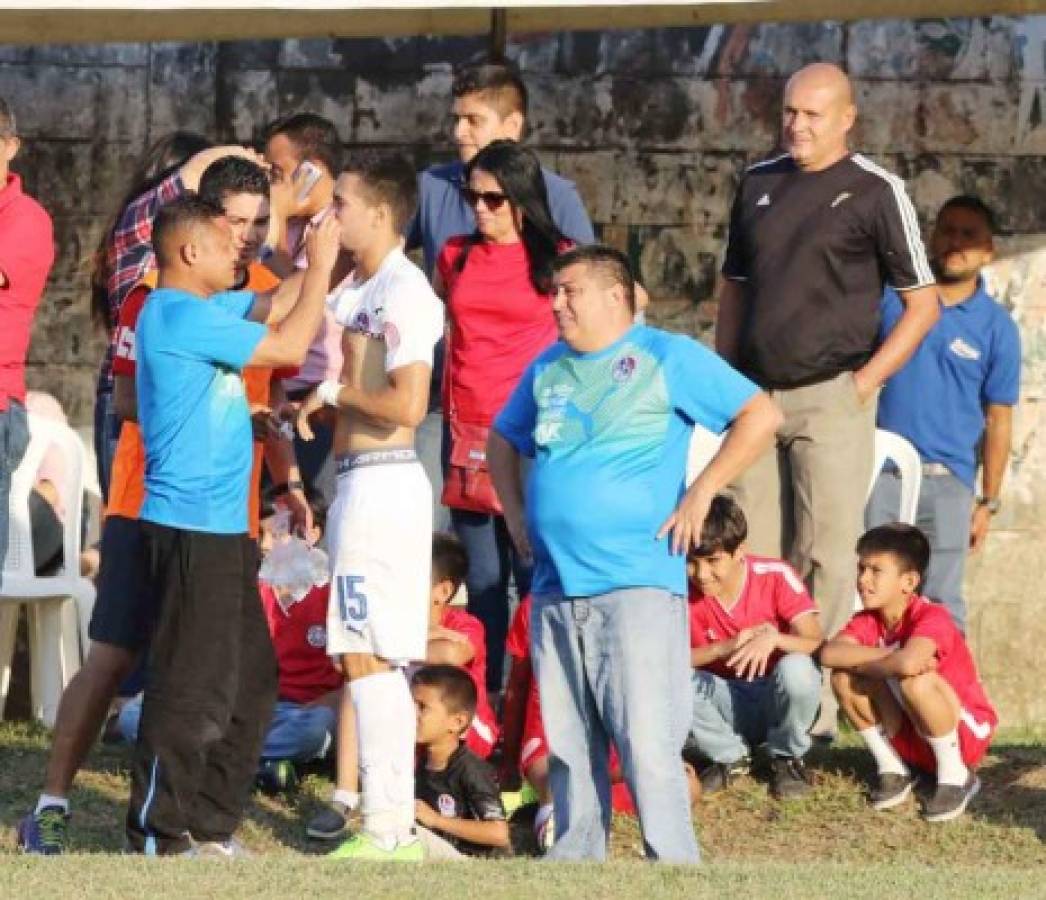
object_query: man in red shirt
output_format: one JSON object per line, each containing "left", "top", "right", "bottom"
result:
{"left": 822, "top": 524, "right": 996, "bottom": 822}
{"left": 687, "top": 496, "right": 823, "bottom": 800}
{"left": 0, "top": 97, "right": 54, "bottom": 587}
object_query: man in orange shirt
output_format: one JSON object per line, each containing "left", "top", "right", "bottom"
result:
{"left": 20, "top": 157, "right": 311, "bottom": 854}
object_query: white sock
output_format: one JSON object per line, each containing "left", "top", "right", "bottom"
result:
{"left": 534, "top": 803, "right": 554, "bottom": 831}
{"left": 926, "top": 729, "right": 969, "bottom": 787}
{"left": 351, "top": 670, "right": 417, "bottom": 849}
{"left": 333, "top": 788, "right": 360, "bottom": 811}
{"left": 36, "top": 794, "right": 69, "bottom": 815}
{"left": 858, "top": 726, "right": 909, "bottom": 777}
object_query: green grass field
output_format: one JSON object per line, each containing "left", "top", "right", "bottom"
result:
{"left": 1, "top": 721, "right": 1044, "bottom": 898}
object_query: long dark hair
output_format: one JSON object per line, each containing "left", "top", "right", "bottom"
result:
{"left": 89, "top": 130, "right": 211, "bottom": 331}
{"left": 457, "top": 140, "right": 563, "bottom": 294}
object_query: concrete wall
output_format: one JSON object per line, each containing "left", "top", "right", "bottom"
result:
{"left": 4, "top": 17, "right": 1044, "bottom": 723}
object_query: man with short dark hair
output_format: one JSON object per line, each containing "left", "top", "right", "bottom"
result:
{"left": 0, "top": 97, "right": 53, "bottom": 589}
{"left": 867, "top": 195, "right": 1020, "bottom": 631}
{"left": 489, "top": 244, "right": 780, "bottom": 861}
{"left": 264, "top": 113, "right": 347, "bottom": 510}
{"left": 124, "top": 196, "right": 340, "bottom": 857}
{"left": 716, "top": 63, "right": 940, "bottom": 736}
{"left": 294, "top": 154, "right": 444, "bottom": 862}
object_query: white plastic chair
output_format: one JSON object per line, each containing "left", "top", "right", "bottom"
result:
{"left": 686, "top": 425, "right": 723, "bottom": 487}
{"left": 867, "top": 428, "right": 922, "bottom": 525}
{"left": 0, "top": 414, "right": 96, "bottom": 727}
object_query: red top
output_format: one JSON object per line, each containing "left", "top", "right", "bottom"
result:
{"left": 840, "top": 595, "right": 997, "bottom": 728}
{"left": 260, "top": 582, "right": 343, "bottom": 705}
{"left": 442, "top": 607, "right": 498, "bottom": 756}
{"left": 505, "top": 594, "right": 540, "bottom": 728}
{"left": 438, "top": 236, "right": 559, "bottom": 426}
{"left": 688, "top": 555, "right": 817, "bottom": 679}
{"left": 0, "top": 174, "right": 54, "bottom": 410}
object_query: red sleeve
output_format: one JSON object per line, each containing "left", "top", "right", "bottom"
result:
{"left": 908, "top": 603, "right": 956, "bottom": 659}
{"left": 110, "top": 284, "right": 150, "bottom": 377}
{"left": 688, "top": 593, "right": 710, "bottom": 648}
{"left": 505, "top": 596, "right": 532, "bottom": 660}
{"left": 839, "top": 612, "right": 880, "bottom": 647}
{"left": 437, "top": 235, "right": 469, "bottom": 294}
{"left": 445, "top": 609, "right": 485, "bottom": 656}
{"left": 0, "top": 199, "right": 53, "bottom": 292}
{"left": 771, "top": 564, "right": 817, "bottom": 622}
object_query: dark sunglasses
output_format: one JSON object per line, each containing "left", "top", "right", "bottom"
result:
{"left": 461, "top": 187, "right": 509, "bottom": 211}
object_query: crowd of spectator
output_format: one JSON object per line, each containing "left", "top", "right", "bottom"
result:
{"left": 0, "top": 56, "right": 1017, "bottom": 861}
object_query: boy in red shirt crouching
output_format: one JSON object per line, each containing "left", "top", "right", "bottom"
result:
{"left": 822, "top": 524, "right": 996, "bottom": 822}
{"left": 686, "top": 496, "right": 823, "bottom": 801}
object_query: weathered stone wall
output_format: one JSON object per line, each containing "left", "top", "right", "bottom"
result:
{"left": 5, "top": 17, "right": 1045, "bottom": 723}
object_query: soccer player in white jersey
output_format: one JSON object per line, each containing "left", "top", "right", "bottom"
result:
{"left": 296, "top": 155, "right": 444, "bottom": 860}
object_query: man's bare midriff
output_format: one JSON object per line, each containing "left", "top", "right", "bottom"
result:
{"left": 333, "top": 329, "right": 416, "bottom": 454}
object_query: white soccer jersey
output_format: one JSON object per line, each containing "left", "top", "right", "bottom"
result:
{"left": 327, "top": 246, "right": 444, "bottom": 374}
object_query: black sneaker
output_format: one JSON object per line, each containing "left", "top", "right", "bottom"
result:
{"left": 255, "top": 759, "right": 298, "bottom": 795}
{"left": 870, "top": 772, "right": 914, "bottom": 811}
{"left": 17, "top": 806, "right": 70, "bottom": 855}
{"left": 699, "top": 756, "right": 751, "bottom": 796}
{"left": 922, "top": 773, "right": 981, "bottom": 823}
{"left": 306, "top": 801, "right": 351, "bottom": 840}
{"left": 770, "top": 756, "right": 813, "bottom": 801}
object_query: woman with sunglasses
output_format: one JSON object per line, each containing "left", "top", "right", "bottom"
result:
{"left": 435, "top": 139, "right": 569, "bottom": 694}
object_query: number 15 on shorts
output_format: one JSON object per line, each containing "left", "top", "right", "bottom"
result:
{"left": 336, "top": 574, "right": 369, "bottom": 633}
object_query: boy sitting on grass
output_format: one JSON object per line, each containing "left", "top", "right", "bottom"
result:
{"left": 412, "top": 664, "right": 510, "bottom": 859}
{"left": 307, "top": 533, "right": 497, "bottom": 840}
{"left": 686, "top": 495, "right": 823, "bottom": 800}
{"left": 822, "top": 523, "right": 996, "bottom": 822}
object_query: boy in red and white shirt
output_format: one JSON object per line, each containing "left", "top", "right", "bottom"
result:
{"left": 822, "top": 523, "right": 996, "bottom": 823}
{"left": 687, "top": 495, "right": 823, "bottom": 801}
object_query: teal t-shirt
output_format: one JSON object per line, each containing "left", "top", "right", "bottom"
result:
{"left": 137, "top": 287, "right": 267, "bottom": 534}
{"left": 494, "top": 325, "right": 758, "bottom": 598}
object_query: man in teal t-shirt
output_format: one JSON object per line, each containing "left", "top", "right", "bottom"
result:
{"left": 490, "top": 245, "right": 781, "bottom": 863}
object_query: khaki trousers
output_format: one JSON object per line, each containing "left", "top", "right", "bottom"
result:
{"left": 731, "top": 372, "right": 877, "bottom": 638}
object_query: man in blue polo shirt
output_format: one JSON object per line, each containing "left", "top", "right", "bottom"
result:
{"left": 125, "top": 196, "right": 340, "bottom": 856}
{"left": 405, "top": 62, "right": 595, "bottom": 533}
{"left": 867, "top": 195, "right": 1020, "bottom": 631}
{"left": 489, "top": 245, "right": 780, "bottom": 862}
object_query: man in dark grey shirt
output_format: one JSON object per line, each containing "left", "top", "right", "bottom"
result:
{"left": 715, "top": 63, "right": 939, "bottom": 737}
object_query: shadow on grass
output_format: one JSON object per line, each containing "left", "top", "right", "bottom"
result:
{"left": 808, "top": 734, "right": 1046, "bottom": 842}
{"left": 0, "top": 725, "right": 323, "bottom": 855}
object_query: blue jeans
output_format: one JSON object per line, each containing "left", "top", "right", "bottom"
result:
{"left": 119, "top": 696, "right": 334, "bottom": 763}
{"left": 688, "top": 654, "right": 821, "bottom": 764}
{"left": 452, "top": 508, "right": 532, "bottom": 691}
{"left": 1, "top": 400, "right": 30, "bottom": 590}
{"left": 532, "top": 589, "right": 699, "bottom": 863}
{"left": 866, "top": 468, "right": 973, "bottom": 631}
{"left": 93, "top": 390, "right": 121, "bottom": 505}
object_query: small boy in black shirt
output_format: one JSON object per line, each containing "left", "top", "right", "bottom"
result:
{"left": 413, "top": 665, "right": 510, "bottom": 859}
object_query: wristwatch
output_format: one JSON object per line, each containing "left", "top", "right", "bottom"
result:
{"left": 976, "top": 496, "right": 1001, "bottom": 515}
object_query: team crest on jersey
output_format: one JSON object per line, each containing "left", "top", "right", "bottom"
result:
{"left": 612, "top": 354, "right": 637, "bottom": 383}
{"left": 306, "top": 625, "right": 327, "bottom": 649}
{"left": 351, "top": 310, "right": 372, "bottom": 332}
{"left": 438, "top": 793, "right": 457, "bottom": 817}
